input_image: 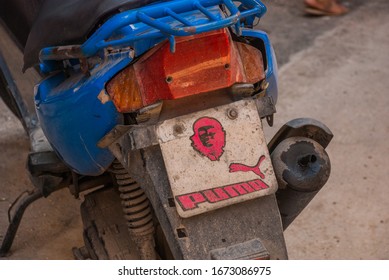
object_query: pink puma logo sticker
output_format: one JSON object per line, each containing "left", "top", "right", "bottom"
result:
{"left": 229, "top": 155, "right": 266, "bottom": 179}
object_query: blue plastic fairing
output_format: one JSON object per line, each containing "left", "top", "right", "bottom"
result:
{"left": 35, "top": 53, "right": 133, "bottom": 175}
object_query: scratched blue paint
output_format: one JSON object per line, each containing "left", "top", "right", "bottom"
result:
{"left": 35, "top": 53, "right": 133, "bottom": 175}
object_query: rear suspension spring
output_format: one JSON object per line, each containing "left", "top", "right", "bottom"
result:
{"left": 111, "top": 160, "right": 156, "bottom": 259}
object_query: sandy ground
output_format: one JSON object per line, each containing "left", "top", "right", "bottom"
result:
{"left": 0, "top": 0, "right": 388, "bottom": 259}
{"left": 266, "top": 1, "right": 389, "bottom": 259}
{"left": 0, "top": 21, "right": 83, "bottom": 259}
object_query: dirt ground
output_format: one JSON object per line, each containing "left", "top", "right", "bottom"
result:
{"left": 264, "top": 1, "right": 389, "bottom": 259}
{"left": 1, "top": 0, "right": 388, "bottom": 259}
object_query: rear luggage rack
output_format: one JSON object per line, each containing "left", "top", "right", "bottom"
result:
{"left": 39, "top": 0, "right": 266, "bottom": 61}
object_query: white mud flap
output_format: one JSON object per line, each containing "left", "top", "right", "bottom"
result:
{"left": 157, "top": 99, "right": 278, "bottom": 218}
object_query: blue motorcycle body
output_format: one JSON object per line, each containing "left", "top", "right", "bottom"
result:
{"left": 34, "top": 0, "right": 278, "bottom": 175}
{"left": 0, "top": 0, "right": 334, "bottom": 260}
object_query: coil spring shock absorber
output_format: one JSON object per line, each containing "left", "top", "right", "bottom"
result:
{"left": 111, "top": 160, "right": 156, "bottom": 259}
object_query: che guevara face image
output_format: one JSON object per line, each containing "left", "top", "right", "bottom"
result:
{"left": 190, "top": 117, "right": 226, "bottom": 161}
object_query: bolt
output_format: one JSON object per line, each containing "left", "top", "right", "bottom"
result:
{"left": 166, "top": 76, "right": 174, "bottom": 84}
{"left": 227, "top": 109, "right": 238, "bottom": 120}
{"left": 260, "top": 80, "right": 269, "bottom": 91}
{"left": 173, "top": 124, "right": 184, "bottom": 135}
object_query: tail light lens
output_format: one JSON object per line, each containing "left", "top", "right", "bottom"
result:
{"left": 106, "top": 67, "right": 143, "bottom": 113}
{"left": 106, "top": 29, "right": 265, "bottom": 113}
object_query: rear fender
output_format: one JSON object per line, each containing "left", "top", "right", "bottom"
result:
{"left": 115, "top": 145, "right": 288, "bottom": 259}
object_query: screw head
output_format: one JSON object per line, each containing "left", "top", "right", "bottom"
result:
{"left": 173, "top": 123, "right": 185, "bottom": 135}
{"left": 227, "top": 109, "right": 238, "bottom": 120}
{"left": 166, "top": 76, "right": 174, "bottom": 84}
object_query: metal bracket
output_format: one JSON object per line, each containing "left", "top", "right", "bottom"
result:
{"left": 98, "top": 124, "right": 158, "bottom": 151}
{"left": 254, "top": 95, "right": 276, "bottom": 119}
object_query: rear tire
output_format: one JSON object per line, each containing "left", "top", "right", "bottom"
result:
{"left": 80, "top": 186, "right": 140, "bottom": 260}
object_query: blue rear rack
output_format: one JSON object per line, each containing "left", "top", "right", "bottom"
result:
{"left": 40, "top": 0, "right": 266, "bottom": 62}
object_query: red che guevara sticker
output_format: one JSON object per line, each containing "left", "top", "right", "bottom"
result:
{"left": 190, "top": 117, "right": 226, "bottom": 161}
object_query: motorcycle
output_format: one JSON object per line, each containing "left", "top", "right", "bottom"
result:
{"left": 0, "top": 0, "right": 333, "bottom": 259}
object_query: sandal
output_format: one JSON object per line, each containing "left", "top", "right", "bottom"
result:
{"left": 304, "top": 0, "right": 348, "bottom": 16}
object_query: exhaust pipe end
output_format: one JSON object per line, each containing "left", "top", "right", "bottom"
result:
{"left": 271, "top": 136, "right": 331, "bottom": 230}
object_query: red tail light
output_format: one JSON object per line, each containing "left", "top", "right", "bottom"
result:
{"left": 106, "top": 29, "right": 265, "bottom": 113}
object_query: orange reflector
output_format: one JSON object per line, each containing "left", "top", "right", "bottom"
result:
{"left": 106, "top": 66, "right": 143, "bottom": 113}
